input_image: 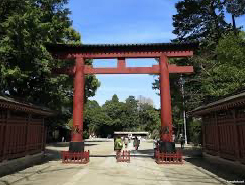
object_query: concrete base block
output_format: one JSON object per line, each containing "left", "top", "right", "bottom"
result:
{"left": 69, "top": 142, "right": 84, "bottom": 152}
{"left": 0, "top": 152, "right": 44, "bottom": 177}
{"left": 159, "top": 141, "right": 176, "bottom": 153}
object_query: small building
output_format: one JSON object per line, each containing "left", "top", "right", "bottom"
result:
{"left": 114, "top": 131, "right": 149, "bottom": 139}
{"left": 0, "top": 95, "right": 54, "bottom": 175}
{"left": 191, "top": 92, "right": 245, "bottom": 164}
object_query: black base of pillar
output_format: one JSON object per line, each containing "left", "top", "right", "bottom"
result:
{"left": 159, "top": 141, "right": 176, "bottom": 153}
{"left": 69, "top": 142, "right": 84, "bottom": 152}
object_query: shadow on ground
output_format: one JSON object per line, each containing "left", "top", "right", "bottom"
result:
{"left": 182, "top": 147, "right": 245, "bottom": 183}
{"left": 47, "top": 142, "right": 98, "bottom": 147}
{"left": 47, "top": 142, "right": 70, "bottom": 147}
{"left": 90, "top": 155, "right": 115, "bottom": 158}
{"left": 180, "top": 147, "right": 202, "bottom": 157}
{"left": 89, "top": 149, "right": 153, "bottom": 158}
{"left": 186, "top": 157, "right": 245, "bottom": 182}
{"left": 44, "top": 149, "right": 62, "bottom": 161}
{"left": 84, "top": 140, "right": 113, "bottom": 143}
{"left": 134, "top": 149, "right": 153, "bottom": 155}
{"left": 136, "top": 146, "right": 245, "bottom": 183}
{"left": 44, "top": 142, "right": 98, "bottom": 162}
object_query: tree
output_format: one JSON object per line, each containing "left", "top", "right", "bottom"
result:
{"left": 84, "top": 100, "right": 112, "bottom": 137}
{"left": 188, "top": 118, "right": 202, "bottom": 145}
{"left": 124, "top": 96, "right": 139, "bottom": 129}
{"left": 172, "top": 0, "right": 231, "bottom": 44}
{"left": 150, "top": 0, "right": 245, "bottom": 143}
{"left": 112, "top": 94, "right": 119, "bottom": 103}
{"left": 102, "top": 95, "right": 125, "bottom": 131}
{"left": 225, "top": 0, "right": 245, "bottom": 34}
{"left": 138, "top": 103, "right": 161, "bottom": 135}
{"left": 171, "top": 0, "right": 245, "bottom": 108}
{"left": 82, "top": 95, "right": 161, "bottom": 137}
{"left": 0, "top": 0, "right": 100, "bottom": 128}
{"left": 204, "top": 32, "right": 245, "bottom": 96}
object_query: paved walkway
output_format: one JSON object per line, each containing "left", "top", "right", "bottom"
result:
{"left": 0, "top": 140, "right": 231, "bottom": 185}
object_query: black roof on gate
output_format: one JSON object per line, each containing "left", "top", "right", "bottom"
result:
{"left": 46, "top": 42, "right": 199, "bottom": 53}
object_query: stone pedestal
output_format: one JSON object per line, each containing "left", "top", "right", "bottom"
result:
{"left": 69, "top": 142, "right": 84, "bottom": 152}
{"left": 159, "top": 141, "right": 176, "bottom": 153}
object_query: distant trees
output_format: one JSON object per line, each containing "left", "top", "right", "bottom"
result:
{"left": 79, "top": 95, "right": 161, "bottom": 138}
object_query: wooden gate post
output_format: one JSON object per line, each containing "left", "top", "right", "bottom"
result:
{"left": 159, "top": 54, "right": 172, "bottom": 142}
{"left": 69, "top": 56, "right": 85, "bottom": 152}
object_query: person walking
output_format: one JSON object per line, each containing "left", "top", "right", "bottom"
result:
{"left": 180, "top": 136, "right": 185, "bottom": 149}
{"left": 124, "top": 137, "right": 129, "bottom": 149}
{"left": 114, "top": 136, "right": 123, "bottom": 152}
{"left": 133, "top": 136, "right": 140, "bottom": 150}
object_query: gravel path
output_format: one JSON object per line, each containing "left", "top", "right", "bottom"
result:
{"left": 0, "top": 140, "right": 232, "bottom": 185}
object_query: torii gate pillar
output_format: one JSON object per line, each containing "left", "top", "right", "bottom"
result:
{"left": 69, "top": 56, "right": 85, "bottom": 152}
{"left": 159, "top": 55, "right": 173, "bottom": 143}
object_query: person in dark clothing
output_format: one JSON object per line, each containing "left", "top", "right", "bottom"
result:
{"left": 180, "top": 136, "right": 185, "bottom": 149}
{"left": 133, "top": 136, "right": 140, "bottom": 150}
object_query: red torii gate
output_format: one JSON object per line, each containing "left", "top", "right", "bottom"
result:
{"left": 47, "top": 42, "right": 197, "bottom": 159}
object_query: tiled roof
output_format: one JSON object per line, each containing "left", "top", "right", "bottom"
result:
{"left": 190, "top": 91, "right": 245, "bottom": 115}
{"left": 46, "top": 42, "right": 199, "bottom": 53}
{"left": 0, "top": 95, "right": 55, "bottom": 116}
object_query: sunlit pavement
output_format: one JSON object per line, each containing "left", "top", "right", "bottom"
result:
{"left": 0, "top": 140, "right": 231, "bottom": 185}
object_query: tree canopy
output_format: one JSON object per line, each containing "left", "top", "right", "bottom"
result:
{"left": 172, "top": 0, "right": 231, "bottom": 43}
{"left": 172, "top": 0, "right": 245, "bottom": 44}
{"left": 152, "top": 0, "right": 245, "bottom": 143}
{"left": 171, "top": 0, "right": 245, "bottom": 107}
{"left": 0, "top": 0, "right": 100, "bottom": 128}
{"left": 82, "top": 95, "right": 160, "bottom": 138}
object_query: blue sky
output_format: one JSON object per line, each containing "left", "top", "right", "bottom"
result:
{"left": 68, "top": 0, "right": 245, "bottom": 108}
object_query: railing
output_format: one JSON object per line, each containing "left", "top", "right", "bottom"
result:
{"left": 62, "top": 151, "right": 90, "bottom": 164}
{"left": 155, "top": 150, "right": 183, "bottom": 164}
{"left": 116, "top": 150, "right": 130, "bottom": 162}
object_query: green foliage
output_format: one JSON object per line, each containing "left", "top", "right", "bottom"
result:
{"left": 102, "top": 95, "right": 125, "bottom": 130}
{"left": 111, "top": 94, "right": 119, "bottom": 103}
{"left": 188, "top": 118, "right": 202, "bottom": 145}
{"left": 172, "top": 0, "right": 232, "bottom": 43}
{"left": 124, "top": 96, "right": 140, "bottom": 128}
{"left": 0, "top": 0, "right": 100, "bottom": 129}
{"left": 68, "top": 118, "right": 73, "bottom": 129}
{"left": 226, "top": 0, "right": 245, "bottom": 17}
{"left": 138, "top": 103, "right": 161, "bottom": 133}
{"left": 184, "top": 32, "right": 245, "bottom": 104}
{"left": 83, "top": 130, "right": 90, "bottom": 139}
{"left": 153, "top": 1, "right": 245, "bottom": 142}
{"left": 81, "top": 95, "right": 160, "bottom": 137}
{"left": 201, "top": 33, "right": 245, "bottom": 96}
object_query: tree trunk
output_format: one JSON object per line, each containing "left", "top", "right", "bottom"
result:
{"left": 232, "top": 14, "right": 237, "bottom": 36}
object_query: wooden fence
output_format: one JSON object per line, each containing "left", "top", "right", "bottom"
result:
{"left": 202, "top": 108, "right": 245, "bottom": 164}
{"left": 0, "top": 109, "right": 46, "bottom": 162}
